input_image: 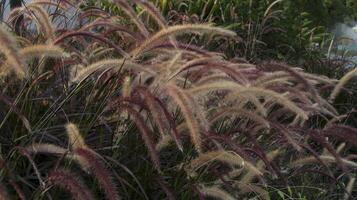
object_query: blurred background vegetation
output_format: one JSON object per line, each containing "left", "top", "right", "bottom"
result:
{"left": 85, "top": 0, "right": 357, "bottom": 63}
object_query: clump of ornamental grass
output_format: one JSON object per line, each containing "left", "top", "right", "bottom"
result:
{"left": 0, "top": 0, "right": 356, "bottom": 199}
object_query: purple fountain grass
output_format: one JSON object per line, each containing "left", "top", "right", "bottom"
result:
{"left": 258, "top": 61, "right": 322, "bottom": 105}
{"left": 112, "top": 0, "right": 149, "bottom": 37}
{"left": 116, "top": 105, "right": 162, "bottom": 172}
{"left": 73, "top": 147, "right": 120, "bottom": 200}
{"left": 134, "top": 86, "right": 183, "bottom": 151}
{"left": 132, "top": 0, "right": 168, "bottom": 29}
{"left": 323, "top": 125, "right": 357, "bottom": 146}
{"left": 165, "top": 83, "right": 204, "bottom": 153}
{"left": 47, "top": 169, "right": 94, "bottom": 200}
{"left": 0, "top": 0, "right": 356, "bottom": 199}
{"left": 0, "top": 25, "right": 26, "bottom": 78}
{"left": 54, "top": 31, "right": 129, "bottom": 57}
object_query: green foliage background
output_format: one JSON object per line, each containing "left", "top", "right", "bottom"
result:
{"left": 88, "top": 0, "right": 357, "bottom": 62}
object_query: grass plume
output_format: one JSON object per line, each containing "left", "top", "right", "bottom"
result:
{"left": 131, "top": 24, "right": 236, "bottom": 56}
{"left": 19, "top": 45, "right": 64, "bottom": 61}
{"left": 71, "top": 59, "right": 155, "bottom": 83}
{"left": 73, "top": 148, "right": 120, "bottom": 200}
{"left": 329, "top": 67, "right": 357, "bottom": 102}
{"left": 66, "top": 123, "right": 87, "bottom": 149}
{"left": 47, "top": 169, "right": 94, "bottom": 200}
{"left": 166, "top": 83, "right": 203, "bottom": 153}
{"left": 0, "top": 25, "right": 25, "bottom": 78}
